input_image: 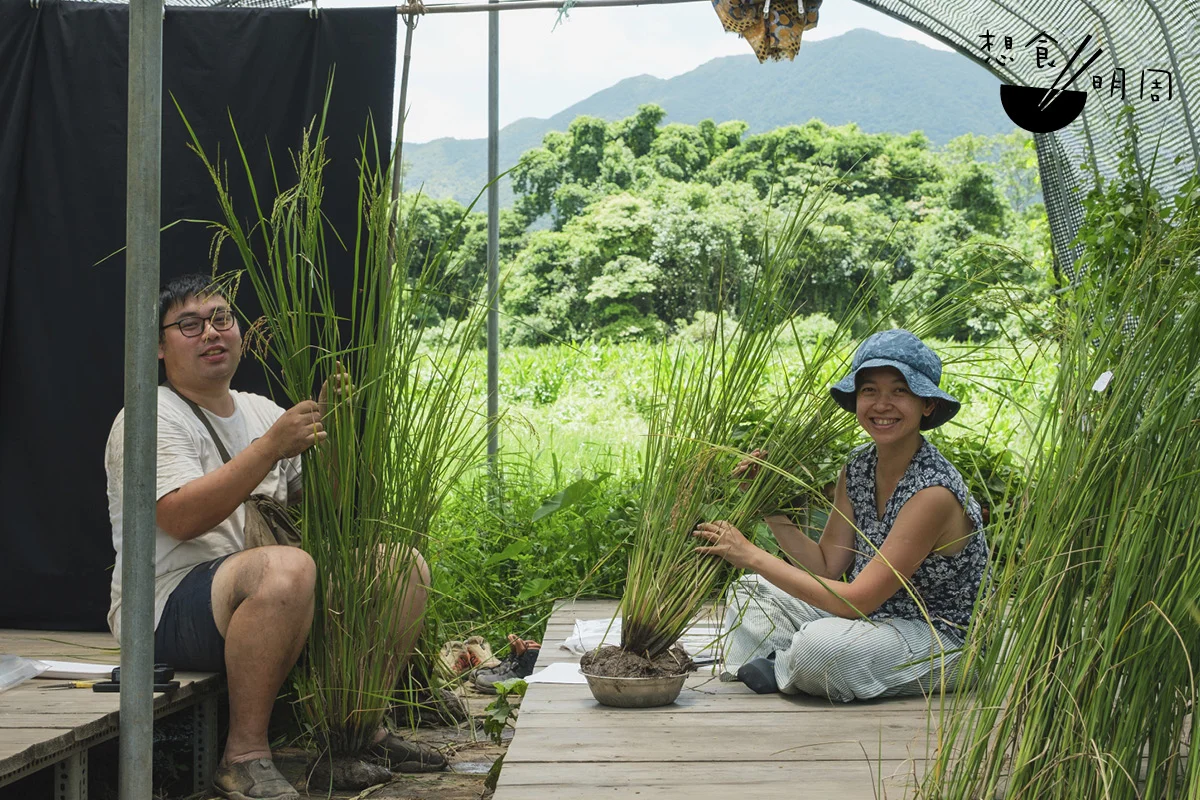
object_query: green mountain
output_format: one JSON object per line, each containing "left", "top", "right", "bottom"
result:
{"left": 401, "top": 28, "right": 1013, "bottom": 206}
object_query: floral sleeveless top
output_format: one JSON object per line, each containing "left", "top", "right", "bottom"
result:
{"left": 844, "top": 438, "right": 989, "bottom": 639}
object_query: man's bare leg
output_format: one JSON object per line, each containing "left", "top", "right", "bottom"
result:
{"left": 386, "top": 546, "right": 430, "bottom": 658}
{"left": 366, "top": 547, "right": 446, "bottom": 771}
{"left": 211, "top": 546, "right": 316, "bottom": 764}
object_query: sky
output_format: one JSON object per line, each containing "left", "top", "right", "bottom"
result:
{"left": 322, "top": 0, "right": 951, "bottom": 143}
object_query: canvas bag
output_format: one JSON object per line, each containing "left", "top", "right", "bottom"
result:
{"left": 165, "top": 384, "right": 303, "bottom": 549}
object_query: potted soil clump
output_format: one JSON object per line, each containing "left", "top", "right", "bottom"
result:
{"left": 580, "top": 644, "right": 696, "bottom": 708}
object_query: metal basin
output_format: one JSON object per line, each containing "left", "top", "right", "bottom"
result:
{"left": 580, "top": 671, "right": 688, "bottom": 708}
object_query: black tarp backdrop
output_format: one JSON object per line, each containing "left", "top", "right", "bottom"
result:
{"left": 0, "top": 0, "right": 397, "bottom": 630}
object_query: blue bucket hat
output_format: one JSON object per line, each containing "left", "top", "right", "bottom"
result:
{"left": 829, "top": 329, "right": 960, "bottom": 430}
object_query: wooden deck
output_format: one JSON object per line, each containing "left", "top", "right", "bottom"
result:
{"left": 0, "top": 629, "right": 223, "bottom": 798}
{"left": 493, "top": 599, "right": 945, "bottom": 800}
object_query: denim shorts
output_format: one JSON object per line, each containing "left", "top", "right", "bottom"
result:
{"left": 153, "top": 555, "right": 232, "bottom": 673}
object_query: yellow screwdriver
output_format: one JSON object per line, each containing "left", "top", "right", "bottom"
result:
{"left": 44, "top": 680, "right": 101, "bottom": 690}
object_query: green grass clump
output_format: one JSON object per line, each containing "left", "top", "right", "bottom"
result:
{"left": 185, "top": 101, "right": 489, "bottom": 755}
{"left": 924, "top": 201, "right": 1200, "bottom": 799}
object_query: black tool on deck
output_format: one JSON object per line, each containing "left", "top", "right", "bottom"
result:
{"left": 91, "top": 663, "right": 179, "bottom": 693}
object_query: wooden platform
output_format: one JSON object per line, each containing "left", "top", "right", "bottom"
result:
{"left": 0, "top": 629, "right": 223, "bottom": 798}
{"left": 493, "top": 599, "right": 946, "bottom": 800}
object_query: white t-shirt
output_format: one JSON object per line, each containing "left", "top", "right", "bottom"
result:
{"left": 104, "top": 387, "right": 302, "bottom": 642}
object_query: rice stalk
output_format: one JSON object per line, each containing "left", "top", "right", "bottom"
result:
{"left": 615, "top": 192, "right": 831, "bottom": 658}
{"left": 921, "top": 199, "right": 1200, "bottom": 799}
{"left": 180, "top": 96, "right": 490, "bottom": 754}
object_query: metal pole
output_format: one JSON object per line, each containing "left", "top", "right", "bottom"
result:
{"left": 120, "top": 0, "right": 163, "bottom": 796}
{"left": 398, "top": 0, "right": 702, "bottom": 13}
{"left": 390, "top": 15, "right": 417, "bottom": 205}
{"left": 486, "top": 0, "right": 500, "bottom": 471}
{"left": 388, "top": 14, "right": 418, "bottom": 277}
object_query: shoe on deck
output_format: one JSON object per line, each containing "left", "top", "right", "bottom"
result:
{"left": 213, "top": 758, "right": 299, "bottom": 800}
{"left": 736, "top": 653, "right": 780, "bottom": 694}
{"left": 465, "top": 635, "right": 501, "bottom": 669}
{"left": 474, "top": 644, "right": 540, "bottom": 694}
{"left": 366, "top": 732, "right": 448, "bottom": 773}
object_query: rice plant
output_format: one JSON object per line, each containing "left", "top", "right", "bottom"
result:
{"left": 616, "top": 191, "right": 856, "bottom": 659}
{"left": 921, "top": 196, "right": 1200, "bottom": 798}
{"left": 181, "top": 102, "right": 490, "bottom": 755}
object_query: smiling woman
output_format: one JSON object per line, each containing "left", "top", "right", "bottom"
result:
{"left": 702, "top": 329, "right": 989, "bottom": 699}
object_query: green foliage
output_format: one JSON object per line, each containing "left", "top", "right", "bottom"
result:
{"left": 429, "top": 454, "right": 639, "bottom": 646}
{"left": 405, "top": 109, "right": 1045, "bottom": 343}
{"left": 1073, "top": 107, "right": 1200, "bottom": 304}
{"left": 483, "top": 679, "right": 527, "bottom": 745}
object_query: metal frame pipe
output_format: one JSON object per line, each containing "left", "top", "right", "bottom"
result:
{"left": 486, "top": 0, "right": 500, "bottom": 469}
{"left": 391, "top": 14, "right": 418, "bottom": 203}
{"left": 398, "top": 0, "right": 702, "bottom": 13}
{"left": 120, "top": 0, "right": 164, "bottom": 796}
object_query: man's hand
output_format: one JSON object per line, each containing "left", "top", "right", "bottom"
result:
{"left": 693, "top": 520, "right": 761, "bottom": 570}
{"left": 732, "top": 448, "right": 768, "bottom": 491}
{"left": 317, "top": 361, "right": 353, "bottom": 418}
{"left": 266, "top": 400, "right": 326, "bottom": 459}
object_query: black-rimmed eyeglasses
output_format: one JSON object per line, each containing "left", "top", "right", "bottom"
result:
{"left": 161, "top": 309, "right": 236, "bottom": 338}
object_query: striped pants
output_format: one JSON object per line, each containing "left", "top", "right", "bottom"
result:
{"left": 719, "top": 575, "right": 970, "bottom": 702}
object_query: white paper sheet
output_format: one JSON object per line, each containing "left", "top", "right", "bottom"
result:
{"left": 523, "top": 661, "right": 588, "bottom": 684}
{"left": 32, "top": 660, "right": 116, "bottom": 680}
{"left": 560, "top": 617, "right": 721, "bottom": 660}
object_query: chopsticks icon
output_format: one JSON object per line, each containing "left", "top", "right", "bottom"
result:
{"left": 1039, "top": 34, "right": 1103, "bottom": 110}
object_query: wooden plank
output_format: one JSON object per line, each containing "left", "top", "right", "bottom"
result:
{"left": 0, "top": 629, "right": 223, "bottom": 786}
{"left": 494, "top": 599, "right": 949, "bottom": 799}
{"left": 518, "top": 682, "right": 949, "bottom": 714}
{"left": 0, "top": 719, "right": 111, "bottom": 734}
{"left": 504, "top": 714, "right": 938, "bottom": 764}
{"left": 0, "top": 729, "right": 76, "bottom": 757}
{"left": 0, "top": 630, "right": 121, "bottom": 663}
{"left": 493, "top": 760, "right": 922, "bottom": 800}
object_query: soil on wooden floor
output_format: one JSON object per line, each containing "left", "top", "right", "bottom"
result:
{"left": 176, "top": 685, "right": 511, "bottom": 800}
{"left": 580, "top": 643, "right": 694, "bottom": 678}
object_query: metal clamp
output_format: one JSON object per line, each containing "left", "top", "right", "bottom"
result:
{"left": 31, "top": 0, "right": 40, "bottom": 10}
{"left": 310, "top": 0, "right": 319, "bottom": 18}
{"left": 398, "top": 0, "right": 426, "bottom": 17}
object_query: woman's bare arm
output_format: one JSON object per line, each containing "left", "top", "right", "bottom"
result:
{"left": 764, "top": 468, "right": 856, "bottom": 579}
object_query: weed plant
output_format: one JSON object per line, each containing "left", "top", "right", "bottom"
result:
{"left": 429, "top": 451, "right": 640, "bottom": 647}
{"left": 616, "top": 193, "right": 851, "bottom": 659}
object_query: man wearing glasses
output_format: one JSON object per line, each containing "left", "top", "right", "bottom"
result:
{"left": 103, "top": 274, "right": 443, "bottom": 800}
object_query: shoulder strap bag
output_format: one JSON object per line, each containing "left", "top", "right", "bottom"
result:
{"left": 165, "top": 384, "right": 303, "bottom": 550}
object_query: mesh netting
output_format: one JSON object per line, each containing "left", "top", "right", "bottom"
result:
{"left": 857, "top": 0, "right": 1199, "bottom": 282}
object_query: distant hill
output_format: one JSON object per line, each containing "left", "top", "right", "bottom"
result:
{"left": 402, "top": 28, "right": 1013, "bottom": 206}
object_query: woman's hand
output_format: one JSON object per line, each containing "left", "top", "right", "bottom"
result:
{"left": 317, "top": 361, "right": 353, "bottom": 418}
{"left": 732, "top": 448, "right": 768, "bottom": 491}
{"left": 693, "top": 520, "right": 761, "bottom": 570}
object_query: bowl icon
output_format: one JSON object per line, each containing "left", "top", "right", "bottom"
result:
{"left": 1000, "top": 84, "right": 1087, "bottom": 133}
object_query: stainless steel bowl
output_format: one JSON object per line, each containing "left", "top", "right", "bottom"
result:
{"left": 580, "top": 671, "right": 688, "bottom": 708}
